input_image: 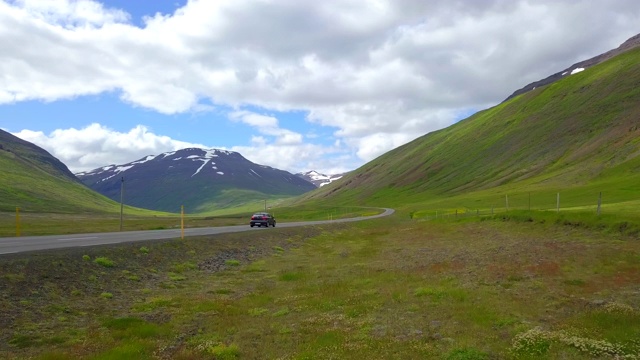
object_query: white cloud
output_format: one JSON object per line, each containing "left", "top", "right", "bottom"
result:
{"left": 11, "top": 121, "right": 348, "bottom": 175}
{"left": 2, "top": 0, "right": 640, "bottom": 172}
{"left": 232, "top": 142, "right": 349, "bottom": 175}
{"left": 227, "top": 110, "right": 343, "bottom": 171}
{"left": 11, "top": 0, "right": 129, "bottom": 27}
{"left": 12, "top": 123, "right": 208, "bottom": 172}
{"left": 230, "top": 110, "right": 303, "bottom": 145}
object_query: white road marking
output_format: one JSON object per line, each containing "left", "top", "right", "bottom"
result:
{"left": 0, "top": 241, "right": 26, "bottom": 246}
{"left": 56, "top": 236, "right": 98, "bottom": 242}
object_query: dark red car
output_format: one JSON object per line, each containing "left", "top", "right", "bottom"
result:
{"left": 250, "top": 212, "right": 276, "bottom": 227}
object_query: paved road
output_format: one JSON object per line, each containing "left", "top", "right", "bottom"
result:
{"left": 0, "top": 208, "right": 394, "bottom": 255}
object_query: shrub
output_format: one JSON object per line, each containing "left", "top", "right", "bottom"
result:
{"left": 208, "top": 343, "right": 240, "bottom": 359}
{"left": 101, "top": 292, "right": 113, "bottom": 299}
{"left": 248, "top": 308, "right": 268, "bottom": 316}
{"left": 168, "top": 272, "right": 186, "bottom": 281}
{"left": 94, "top": 257, "right": 114, "bottom": 268}
{"left": 139, "top": 247, "right": 149, "bottom": 254}
{"left": 225, "top": 259, "right": 240, "bottom": 266}
{"left": 273, "top": 307, "right": 290, "bottom": 317}
{"left": 82, "top": 255, "right": 90, "bottom": 261}
{"left": 173, "top": 261, "right": 197, "bottom": 273}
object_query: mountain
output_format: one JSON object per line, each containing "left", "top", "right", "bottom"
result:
{"left": 302, "top": 37, "right": 640, "bottom": 208}
{"left": 296, "top": 170, "right": 346, "bottom": 187}
{"left": 0, "top": 129, "right": 121, "bottom": 213}
{"left": 504, "top": 33, "right": 640, "bottom": 102}
{"left": 76, "top": 148, "right": 317, "bottom": 212}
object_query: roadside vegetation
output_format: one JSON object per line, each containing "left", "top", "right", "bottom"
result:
{"left": 0, "top": 206, "right": 378, "bottom": 237}
{"left": 1, "top": 213, "right": 639, "bottom": 359}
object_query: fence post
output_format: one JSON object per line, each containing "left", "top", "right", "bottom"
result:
{"left": 181, "top": 205, "right": 184, "bottom": 240}
{"left": 597, "top": 192, "right": 602, "bottom": 216}
{"left": 455, "top": 209, "right": 458, "bottom": 218}
{"left": 119, "top": 177, "right": 124, "bottom": 231}
{"left": 556, "top": 193, "right": 560, "bottom": 213}
{"left": 505, "top": 194, "right": 509, "bottom": 212}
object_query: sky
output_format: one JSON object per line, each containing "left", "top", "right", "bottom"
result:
{"left": 1, "top": 0, "right": 639, "bottom": 175}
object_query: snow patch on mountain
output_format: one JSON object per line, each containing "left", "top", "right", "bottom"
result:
{"left": 296, "top": 170, "right": 346, "bottom": 187}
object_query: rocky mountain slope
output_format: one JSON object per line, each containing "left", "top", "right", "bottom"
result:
{"left": 76, "top": 148, "right": 316, "bottom": 212}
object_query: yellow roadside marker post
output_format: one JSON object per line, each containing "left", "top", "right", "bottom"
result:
{"left": 181, "top": 205, "right": 184, "bottom": 240}
{"left": 16, "top": 207, "right": 21, "bottom": 237}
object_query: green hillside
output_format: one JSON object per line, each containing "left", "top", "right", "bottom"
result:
{"left": 303, "top": 47, "right": 640, "bottom": 214}
{"left": 0, "top": 130, "right": 136, "bottom": 214}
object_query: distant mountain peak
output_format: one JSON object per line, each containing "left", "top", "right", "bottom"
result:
{"left": 76, "top": 147, "right": 316, "bottom": 212}
{"left": 296, "top": 170, "right": 346, "bottom": 187}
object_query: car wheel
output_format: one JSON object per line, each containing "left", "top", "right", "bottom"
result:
{"left": 272, "top": 222, "right": 276, "bottom": 227}
{"left": 250, "top": 224, "right": 254, "bottom": 227}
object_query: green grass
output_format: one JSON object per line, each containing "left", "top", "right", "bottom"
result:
{"left": 0, "top": 204, "right": 382, "bottom": 237}
{"left": 2, "top": 217, "right": 640, "bottom": 358}
{"left": 298, "top": 47, "right": 640, "bottom": 223}
{"left": 94, "top": 257, "right": 115, "bottom": 268}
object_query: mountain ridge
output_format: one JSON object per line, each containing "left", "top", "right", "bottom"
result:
{"left": 77, "top": 148, "right": 317, "bottom": 212}
{"left": 301, "top": 42, "right": 640, "bottom": 209}
{"left": 504, "top": 33, "right": 640, "bottom": 102}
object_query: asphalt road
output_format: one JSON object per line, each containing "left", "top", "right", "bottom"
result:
{"left": 0, "top": 208, "right": 394, "bottom": 255}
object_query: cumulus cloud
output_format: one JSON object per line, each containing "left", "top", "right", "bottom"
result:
{"left": 3, "top": 0, "right": 640, "bottom": 171}
{"left": 227, "top": 110, "right": 350, "bottom": 172}
{"left": 11, "top": 121, "right": 350, "bottom": 175}
{"left": 12, "top": 123, "right": 208, "bottom": 172}
{"left": 229, "top": 110, "right": 303, "bottom": 145}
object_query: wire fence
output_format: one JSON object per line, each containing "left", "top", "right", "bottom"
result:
{"left": 410, "top": 191, "right": 609, "bottom": 220}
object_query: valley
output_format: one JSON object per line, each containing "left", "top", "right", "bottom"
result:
{"left": 1, "top": 29, "right": 640, "bottom": 360}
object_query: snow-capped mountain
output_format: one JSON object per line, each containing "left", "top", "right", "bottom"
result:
{"left": 76, "top": 148, "right": 316, "bottom": 212}
{"left": 296, "top": 170, "right": 346, "bottom": 188}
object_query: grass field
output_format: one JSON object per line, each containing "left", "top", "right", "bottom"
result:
{"left": 0, "top": 206, "right": 380, "bottom": 237}
{"left": 1, "top": 213, "right": 639, "bottom": 359}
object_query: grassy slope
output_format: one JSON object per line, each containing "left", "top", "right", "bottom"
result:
{"left": 0, "top": 150, "right": 122, "bottom": 213}
{"left": 301, "top": 48, "right": 640, "bottom": 216}
{"left": 0, "top": 130, "right": 173, "bottom": 218}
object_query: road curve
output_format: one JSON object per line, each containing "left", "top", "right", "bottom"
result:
{"left": 0, "top": 208, "right": 394, "bottom": 255}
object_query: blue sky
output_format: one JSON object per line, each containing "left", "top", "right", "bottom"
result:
{"left": 1, "top": 0, "right": 639, "bottom": 174}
